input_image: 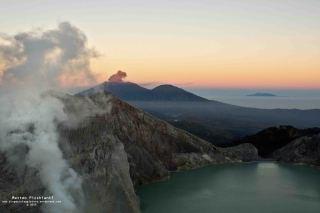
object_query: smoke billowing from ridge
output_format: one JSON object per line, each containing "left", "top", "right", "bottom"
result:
{"left": 0, "top": 22, "right": 98, "bottom": 88}
{"left": 108, "top": 70, "right": 127, "bottom": 82}
{"left": 0, "top": 22, "right": 97, "bottom": 212}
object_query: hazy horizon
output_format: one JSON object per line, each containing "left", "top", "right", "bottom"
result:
{"left": 1, "top": 0, "right": 320, "bottom": 89}
{"left": 66, "top": 80, "right": 320, "bottom": 110}
{"left": 188, "top": 88, "right": 320, "bottom": 109}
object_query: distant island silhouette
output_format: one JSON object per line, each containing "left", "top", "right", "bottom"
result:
{"left": 247, "top": 92, "right": 277, "bottom": 97}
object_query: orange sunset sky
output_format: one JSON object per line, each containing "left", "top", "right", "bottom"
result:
{"left": 1, "top": 0, "right": 320, "bottom": 89}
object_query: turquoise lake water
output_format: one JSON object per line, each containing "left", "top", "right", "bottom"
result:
{"left": 138, "top": 162, "right": 320, "bottom": 213}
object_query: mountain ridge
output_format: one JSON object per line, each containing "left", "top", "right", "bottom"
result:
{"left": 78, "top": 82, "right": 320, "bottom": 146}
{"left": 79, "top": 81, "right": 209, "bottom": 102}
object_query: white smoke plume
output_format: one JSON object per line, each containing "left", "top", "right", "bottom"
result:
{"left": 0, "top": 22, "right": 97, "bottom": 212}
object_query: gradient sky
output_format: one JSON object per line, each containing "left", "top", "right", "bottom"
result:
{"left": 1, "top": 0, "right": 320, "bottom": 89}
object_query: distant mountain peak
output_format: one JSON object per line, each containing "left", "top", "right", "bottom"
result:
{"left": 247, "top": 92, "right": 277, "bottom": 97}
{"left": 79, "top": 81, "right": 208, "bottom": 102}
{"left": 152, "top": 84, "right": 179, "bottom": 90}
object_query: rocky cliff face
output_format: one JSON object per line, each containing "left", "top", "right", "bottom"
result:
{"left": 0, "top": 93, "right": 139, "bottom": 213}
{"left": 84, "top": 93, "right": 259, "bottom": 185}
{"left": 0, "top": 92, "right": 140, "bottom": 213}
{"left": 0, "top": 92, "right": 258, "bottom": 213}
{"left": 273, "top": 134, "right": 320, "bottom": 167}
{"left": 222, "top": 143, "right": 259, "bottom": 162}
{"left": 0, "top": 138, "right": 139, "bottom": 213}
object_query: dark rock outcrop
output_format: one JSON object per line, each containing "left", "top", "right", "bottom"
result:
{"left": 273, "top": 134, "right": 320, "bottom": 167}
{"left": 221, "top": 143, "right": 259, "bottom": 162}
{"left": 234, "top": 126, "right": 320, "bottom": 158}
